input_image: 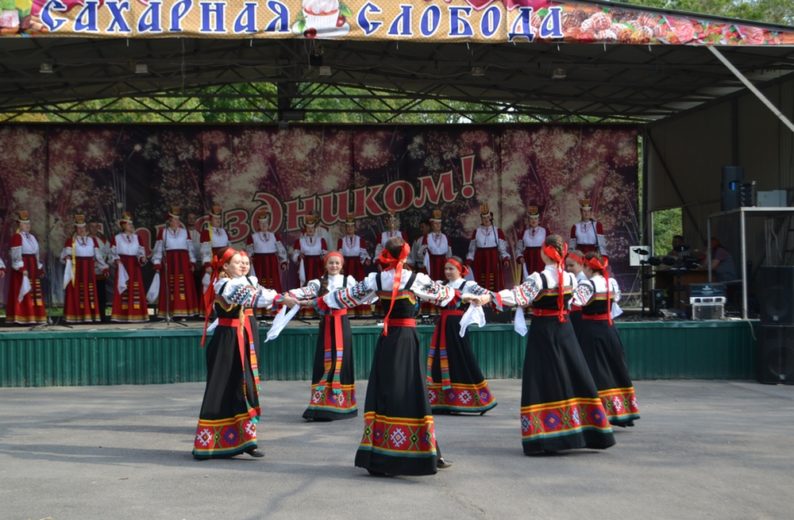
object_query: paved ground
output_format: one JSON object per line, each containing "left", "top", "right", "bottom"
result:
{"left": 1, "top": 379, "right": 792, "bottom": 520}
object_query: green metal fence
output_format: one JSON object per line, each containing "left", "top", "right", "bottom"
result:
{"left": 0, "top": 321, "right": 756, "bottom": 387}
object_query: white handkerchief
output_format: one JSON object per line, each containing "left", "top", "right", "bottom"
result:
{"left": 63, "top": 258, "right": 72, "bottom": 288}
{"left": 206, "top": 318, "right": 219, "bottom": 334}
{"left": 611, "top": 302, "right": 623, "bottom": 319}
{"left": 459, "top": 304, "right": 486, "bottom": 337}
{"left": 117, "top": 262, "right": 129, "bottom": 294}
{"left": 146, "top": 273, "right": 160, "bottom": 304}
{"left": 19, "top": 275, "right": 31, "bottom": 302}
{"left": 266, "top": 304, "right": 300, "bottom": 342}
{"left": 514, "top": 307, "right": 528, "bottom": 336}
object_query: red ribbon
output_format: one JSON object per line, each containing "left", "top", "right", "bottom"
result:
{"left": 323, "top": 251, "right": 344, "bottom": 265}
{"left": 446, "top": 258, "right": 470, "bottom": 278}
{"left": 542, "top": 243, "right": 569, "bottom": 323}
{"left": 586, "top": 256, "right": 613, "bottom": 325}
{"left": 376, "top": 242, "right": 411, "bottom": 336}
{"left": 201, "top": 247, "right": 238, "bottom": 347}
{"left": 566, "top": 252, "right": 585, "bottom": 265}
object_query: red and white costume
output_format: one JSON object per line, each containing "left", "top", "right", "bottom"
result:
{"left": 422, "top": 231, "right": 452, "bottom": 281}
{"left": 338, "top": 233, "right": 371, "bottom": 281}
{"left": 60, "top": 234, "right": 108, "bottom": 323}
{"left": 110, "top": 231, "right": 148, "bottom": 322}
{"left": 6, "top": 228, "right": 47, "bottom": 324}
{"left": 374, "top": 230, "right": 408, "bottom": 261}
{"left": 246, "top": 229, "right": 288, "bottom": 293}
{"left": 291, "top": 234, "right": 328, "bottom": 286}
{"left": 517, "top": 225, "right": 548, "bottom": 279}
{"left": 151, "top": 226, "right": 200, "bottom": 317}
{"left": 466, "top": 225, "right": 510, "bottom": 292}
{"left": 570, "top": 220, "right": 607, "bottom": 256}
{"left": 200, "top": 226, "right": 230, "bottom": 267}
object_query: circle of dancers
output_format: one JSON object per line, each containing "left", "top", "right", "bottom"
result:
{"left": 0, "top": 199, "right": 638, "bottom": 475}
{"left": 183, "top": 200, "right": 638, "bottom": 477}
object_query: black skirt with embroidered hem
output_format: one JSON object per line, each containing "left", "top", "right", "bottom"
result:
{"left": 521, "top": 316, "right": 615, "bottom": 454}
{"left": 192, "top": 315, "right": 261, "bottom": 459}
{"left": 577, "top": 319, "right": 640, "bottom": 426}
{"left": 355, "top": 326, "right": 439, "bottom": 476}
{"left": 427, "top": 313, "right": 497, "bottom": 414}
{"left": 302, "top": 314, "right": 358, "bottom": 421}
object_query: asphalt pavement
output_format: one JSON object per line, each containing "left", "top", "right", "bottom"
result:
{"left": 1, "top": 379, "right": 792, "bottom": 520}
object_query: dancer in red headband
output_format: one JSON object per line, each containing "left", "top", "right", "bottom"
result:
{"left": 426, "top": 256, "right": 497, "bottom": 416}
{"left": 192, "top": 248, "right": 299, "bottom": 460}
{"left": 571, "top": 252, "right": 639, "bottom": 428}
{"left": 315, "top": 237, "right": 483, "bottom": 476}
{"left": 489, "top": 234, "right": 616, "bottom": 454}
{"left": 288, "top": 251, "right": 360, "bottom": 421}
{"left": 565, "top": 249, "right": 587, "bottom": 338}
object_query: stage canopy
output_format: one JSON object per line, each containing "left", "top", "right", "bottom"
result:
{"left": 0, "top": 0, "right": 793, "bottom": 124}
{"left": 1, "top": 0, "right": 793, "bottom": 254}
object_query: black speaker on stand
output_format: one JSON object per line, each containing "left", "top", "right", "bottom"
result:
{"left": 756, "top": 266, "right": 794, "bottom": 384}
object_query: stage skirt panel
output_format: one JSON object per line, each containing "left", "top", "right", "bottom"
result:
{"left": 473, "top": 246, "right": 504, "bottom": 292}
{"left": 6, "top": 254, "right": 47, "bottom": 324}
{"left": 158, "top": 250, "right": 200, "bottom": 317}
{"left": 520, "top": 316, "right": 615, "bottom": 454}
{"left": 578, "top": 244, "right": 598, "bottom": 255}
{"left": 303, "top": 310, "right": 357, "bottom": 421}
{"left": 64, "top": 257, "right": 101, "bottom": 323}
{"left": 355, "top": 325, "right": 438, "bottom": 476}
{"left": 111, "top": 254, "right": 148, "bottom": 322}
{"left": 523, "top": 247, "right": 544, "bottom": 279}
{"left": 427, "top": 310, "right": 497, "bottom": 414}
{"left": 577, "top": 319, "right": 640, "bottom": 427}
{"left": 193, "top": 311, "right": 261, "bottom": 459}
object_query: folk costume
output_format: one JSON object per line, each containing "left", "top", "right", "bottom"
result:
{"left": 151, "top": 207, "right": 201, "bottom": 318}
{"left": 291, "top": 215, "right": 328, "bottom": 287}
{"left": 426, "top": 258, "right": 497, "bottom": 415}
{"left": 110, "top": 212, "right": 149, "bottom": 322}
{"left": 60, "top": 213, "right": 109, "bottom": 323}
{"left": 570, "top": 198, "right": 607, "bottom": 256}
{"left": 200, "top": 205, "right": 231, "bottom": 266}
{"left": 566, "top": 250, "right": 587, "bottom": 338}
{"left": 5, "top": 210, "right": 47, "bottom": 325}
{"left": 423, "top": 210, "right": 452, "bottom": 281}
{"left": 337, "top": 218, "right": 372, "bottom": 316}
{"left": 192, "top": 250, "right": 284, "bottom": 460}
{"left": 290, "top": 252, "right": 359, "bottom": 421}
{"left": 516, "top": 206, "right": 547, "bottom": 279}
{"left": 571, "top": 258, "right": 639, "bottom": 427}
{"left": 496, "top": 243, "right": 615, "bottom": 454}
{"left": 246, "top": 210, "right": 288, "bottom": 296}
{"left": 467, "top": 204, "right": 510, "bottom": 292}
{"left": 321, "top": 243, "right": 457, "bottom": 476}
{"left": 373, "top": 213, "right": 408, "bottom": 261}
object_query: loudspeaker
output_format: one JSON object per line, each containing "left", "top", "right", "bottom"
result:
{"left": 756, "top": 324, "right": 794, "bottom": 385}
{"left": 721, "top": 166, "right": 744, "bottom": 211}
{"left": 758, "top": 266, "right": 794, "bottom": 325}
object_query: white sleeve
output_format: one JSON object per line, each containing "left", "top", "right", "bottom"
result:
{"left": 322, "top": 272, "right": 378, "bottom": 309}
{"left": 412, "top": 272, "right": 456, "bottom": 307}
{"left": 497, "top": 273, "right": 542, "bottom": 307}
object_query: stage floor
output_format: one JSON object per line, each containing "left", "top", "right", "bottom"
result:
{"left": 0, "top": 379, "right": 791, "bottom": 519}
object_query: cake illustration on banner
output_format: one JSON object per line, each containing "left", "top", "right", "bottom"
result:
{"left": 293, "top": 0, "right": 351, "bottom": 38}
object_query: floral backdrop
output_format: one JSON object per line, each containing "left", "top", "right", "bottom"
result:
{"left": 0, "top": 124, "right": 639, "bottom": 306}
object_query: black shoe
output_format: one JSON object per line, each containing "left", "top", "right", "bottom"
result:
{"left": 245, "top": 447, "right": 264, "bottom": 458}
{"left": 437, "top": 458, "right": 453, "bottom": 469}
